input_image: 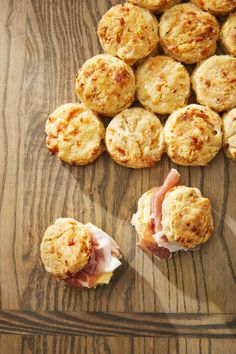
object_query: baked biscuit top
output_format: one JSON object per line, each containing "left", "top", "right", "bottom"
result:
{"left": 106, "top": 108, "right": 164, "bottom": 168}
{"left": 164, "top": 104, "right": 222, "bottom": 166}
{"left": 192, "top": 55, "right": 236, "bottom": 112}
{"left": 46, "top": 103, "right": 105, "bottom": 165}
{"left": 162, "top": 186, "right": 213, "bottom": 249}
{"left": 128, "top": 0, "right": 181, "bottom": 13}
{"left": 159, "top": 3, "right": 220, "bottom": 64}
{"left": 190, "top": 0, "right": 236, "bottom": 15}
{"left": 220, "top": 13, "right": 236, "bottom": 57}
{"left": 136, "top": 56, "right": 190, "bottom": 115}
{"left": 40, "top": 218, "right": 91, "bottom": 279}
{"left": 75, "top": 54, "right": 135, "bottom": 117}
{"left": 98, "top": 3, "right": 159, "bottom": 65}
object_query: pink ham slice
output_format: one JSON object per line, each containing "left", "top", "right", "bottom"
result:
{"left": 138, "top": 169, "right": 180, "bottom": 259}
{"left": 65, "top": 225, "right": 122, "bottom": 289}
{"left": 138, "top": 236, "right": 171, "bottom": 259}
{"left": 151, "top": 169, "right": 180, "bottom": 232}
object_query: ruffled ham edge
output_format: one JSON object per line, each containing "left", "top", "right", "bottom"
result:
{"left": 64, "top": 224, "right": 122, "bottom": 289}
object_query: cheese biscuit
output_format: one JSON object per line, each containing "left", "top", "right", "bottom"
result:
{"left": 106, "top": 108, "right": 164, "bottom": 168}
{"left": 97, "top": 3, "right": 159, "bottom": 65}
{"left": 128, "top": 0, "right": 181, "bottom": 13}
{"left": 136, "top": 56, "right": 190, "bottom": 115}
{"left": 75, "top": 54, "right": 135, "bottom": 117}
{"left": 190, "top": 0, "right": 236, "bottom": 15}
{"left": 220, "top": 13, "right": 236, "bottom": 57}
{"left": 192, "top": 55, "right": 236, "bottom": 112}
{"left": 164, "top": 104, "right": 222, "bottom": 166}
{"left": 40, "top": 218, "right": 91, "bottom": 279}
{"left": 162, "top": 186, "right": 213, "bottom": 249}
{"left": 159, "top": 3, "right": 220, "bottom": 64}
{"left": 46, "top": 103, "right": 105, "bottom": 165}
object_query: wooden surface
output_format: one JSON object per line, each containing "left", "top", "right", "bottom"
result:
{"left": 0, "top": 0, "right": 235, "bottom": 352}
{"left": 1, "top": 335, "right": 236, "bottom": 354}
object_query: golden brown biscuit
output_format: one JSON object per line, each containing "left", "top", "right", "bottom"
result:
{"left": 192, "top": 55, "right": 236, "bottom": 112}
{"left": 223, "top": 108, "right": 236, "bottom": 160}
{"left": 106, "top": 108, "right": 164, "bottom": 168}
{"left": 128, "top": 0, "right": 181, "bottom": 12}
{"left": 75, "top": 54, "right": 135, "bottom": 117}
{"left": 159, "top": 3, "right": 220, "bottom": 64}
{"left": 40, "top": 218, "right": 91, "bottom": 279}
{"left": 97, "top": 3, "right": 159, "bottom": 65}
{"left": 46, "top": 103, "right": 105, "bottom": 165}
{"left": 220, "top": 13, "right": 236, "bottom": 57}
{"left": 162, "top": 186, "right": 213, "bottom": 249}
{"left": 164, "top": 104, "right": 222, "bottom": 166}
{"left": 136, "top": 56, "right": 190, "bottom": 115}
{"left": 190, "top": 0, "right": 236, "bottom": 15}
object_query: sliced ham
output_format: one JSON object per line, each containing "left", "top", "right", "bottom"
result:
{"left": 88, "top": 224, "right": 122, "bottom": 274}
{"left": 64, "top": 271, "right": 89, "bottom": 289}
{"left": 137, "top": 169, "right": 181, "bottom": 259}
{"left": 151, "top": 169, "right": 180, "bottom": 233}
{"left": 138, "top": 236, "right": 170, "bottom": 259}
{"left": 65, "top": 224, "right": 122, "bottom": 289}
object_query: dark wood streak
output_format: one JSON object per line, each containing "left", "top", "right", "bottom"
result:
{"left": 0, "top": 312, "right": 235, "bottom": 338}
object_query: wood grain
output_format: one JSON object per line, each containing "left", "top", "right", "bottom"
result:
{"left": 0, "top": 312, "right": 235, "bottom": 338}
{"left": 2, "top": 335, "right": 236, "bottom": 354}
{"left": 1, "top": 335, "right": 236, "bottom": 354}
{"left": 0, "top": 0, "right": 235, "bottom": 348}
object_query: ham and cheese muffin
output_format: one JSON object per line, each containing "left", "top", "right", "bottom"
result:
{"left": 132, "top": 169, "right": 214, "bottom": 259}
{"left": 220, "top": 13, "right": 236, "bottom": 57}
{"left": 192, "top": 55, "right": 236, "bottom": 112}
{"left": 164, "top": 104, "right": 222, "bottom": 166}
{"left": 128, "top": 0, "right": 181, "bottom": 13}
{"left": 223, "top": 108, "right": 236, "bottom": 160}
{"left": 159, "top": 3, "right": 220, "bottom": 64}
{"left": 105, "top": 108, "right": 164, "bottom": 168}
{"left": 75, "top": 54, "right": 135, "bottom": 117}
{"left": 190, "top": 0, "right": 236, "bottom": 15}
{"left": 97, "top": 3, "right": 159, "bottom": 65}
{"left": 46, "top": 103, "right": 105, "bottom": 165}
{"left": 40, "top": 218, "right": 122, "bottom": 289}
{"left": 136, "top": 56, "right": 190, "bottom": 115}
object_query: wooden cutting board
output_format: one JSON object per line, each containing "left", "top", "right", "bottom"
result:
{"left": 0, "top": 0, "right": 235, "bottom": 352}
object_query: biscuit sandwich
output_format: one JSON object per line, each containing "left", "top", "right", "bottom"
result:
{"left": 40, "top": 218, "right": 122, "bottom": 289}
{"left": 132, "top": 169, "right": 214, "bottom": 259}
